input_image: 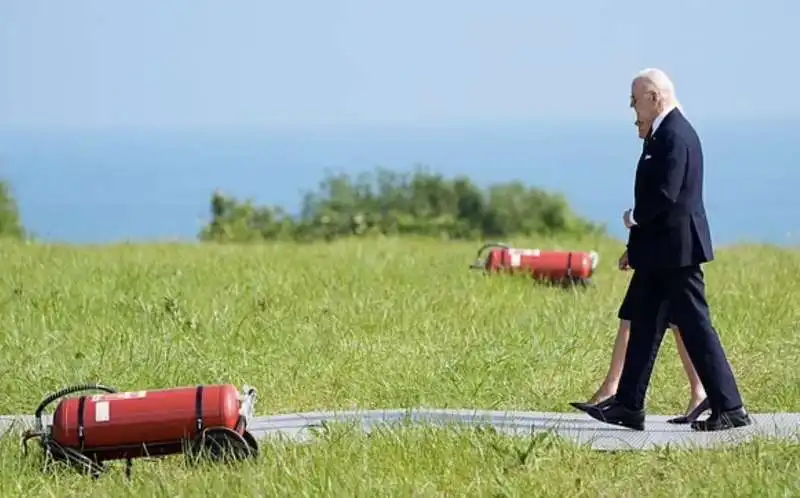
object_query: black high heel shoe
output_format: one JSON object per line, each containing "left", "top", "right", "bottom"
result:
{"left": 667, "top": 398, "right": 710, "bottom": 424}
{"left": 569, "top": 395, "right": 616, "bottom": 414}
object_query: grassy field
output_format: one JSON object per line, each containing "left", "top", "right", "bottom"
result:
{"left": 0, "top": 235, "right": 798, "bottom": 497}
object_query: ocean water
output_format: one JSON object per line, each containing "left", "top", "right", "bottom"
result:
{"left": 0, "top": 121, "right": 797, "bottom": 246}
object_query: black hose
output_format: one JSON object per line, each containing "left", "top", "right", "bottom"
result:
{"left": 471, "top": 242, "right": 511, "bottom": 269}
{"left": 21, "top": 384, "right": 118, "bottom": 479}
{"left": 34, "top": 384, "right": 118, "bottom": 430}
{"left": 474, "top": 242, "right": 510, "bottom": 259}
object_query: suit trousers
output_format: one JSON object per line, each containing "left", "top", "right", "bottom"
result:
{"left": 615, "top": 264, "right": 744, "bottom": 412}
{"left": 617, "top": 270, "right": 673, "bottom": 324}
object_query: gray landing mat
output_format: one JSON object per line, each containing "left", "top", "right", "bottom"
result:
{"left": 1, "top": 409, "right": 798, "bottom": 452}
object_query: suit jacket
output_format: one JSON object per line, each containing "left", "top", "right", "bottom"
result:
{"left": 626, "top": 108, "right": 714, "bottom": 271}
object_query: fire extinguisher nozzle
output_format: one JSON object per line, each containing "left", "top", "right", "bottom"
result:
{"left": 238, "top": 385, "right": 258, "bottom": 422}
{"left": 589, "top": 251, "right": 600, "bottom": 271}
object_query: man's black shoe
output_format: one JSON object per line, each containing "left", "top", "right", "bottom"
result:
{"left": 690, "top": 407, "right": 753, "bottom": 432}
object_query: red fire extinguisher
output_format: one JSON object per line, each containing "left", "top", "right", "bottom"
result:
{"left": 21, "top": 383, "right": 259, "bottom": 479}
{"left": 470, "top": 242, "right": 599, "bottom": 286}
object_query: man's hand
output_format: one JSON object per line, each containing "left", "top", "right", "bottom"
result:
{"left": 623, "top": 208, "right": 636, "bottom": 229}
{"left": 618, "top": 249, "right": 630, "bottom": 271}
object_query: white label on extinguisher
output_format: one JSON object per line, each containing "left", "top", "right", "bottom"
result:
{"left": 95, "top": 401, "right": 110, "bottom": 423}
{"left": 509, "top": 248, "right": 540, "bottom": 267}
{"left": 90, "top": 391, "right": 147, "bottom": 402}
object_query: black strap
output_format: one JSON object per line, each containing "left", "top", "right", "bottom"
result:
{"left": 77, "top": 395, "right": 87, "bottom": 450}
{"left": 566, "top": 252, "right": 573, "bottom": 277}
{"left": 195, "top": 385, "right": 204, "bottom": 432}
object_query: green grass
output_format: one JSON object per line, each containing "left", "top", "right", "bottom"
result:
{"left": 0, "top": 235, "right": 799, "bottom": 497}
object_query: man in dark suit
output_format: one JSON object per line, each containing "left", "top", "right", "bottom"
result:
{"left": 579, "top": 68, "right": 752, "bottom": 432}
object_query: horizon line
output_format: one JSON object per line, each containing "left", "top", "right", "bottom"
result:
{"left": 0, "top": 116, "right": 798, "bottom": 134}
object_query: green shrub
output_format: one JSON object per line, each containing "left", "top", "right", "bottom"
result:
{"left": 199, "top": 167, "right": 605, "bottom": 243}
{"left": 0, "top": 180, "right": 26, "bottom": 240}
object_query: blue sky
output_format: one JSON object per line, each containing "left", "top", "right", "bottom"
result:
{"left": 1, "top": 0, "right": 796, "bottom": 129}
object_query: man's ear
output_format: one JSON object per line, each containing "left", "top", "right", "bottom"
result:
{"left": 651, "top": 91, "right": 664, "bottom": 107}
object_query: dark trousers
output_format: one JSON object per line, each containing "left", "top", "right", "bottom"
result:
{"left": 615, "top": 264, "right": 744, "bottom": 412}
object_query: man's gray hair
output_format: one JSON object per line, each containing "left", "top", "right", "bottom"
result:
{"left": 633, "top": 67, "right": 681, "bottom": 110}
